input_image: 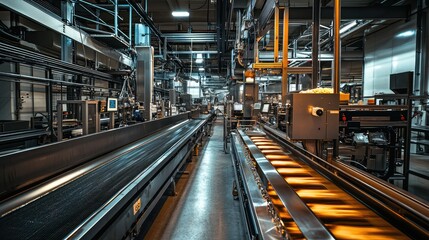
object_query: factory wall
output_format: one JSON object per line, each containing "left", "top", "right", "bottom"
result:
{"left": 19, "top": 65, "right": 47, "bottom": 121}
{"left": 0, "top": 63, "right": 15, "bottom": 120}
{"left": 363, "top": 17, "right": 417, "bottom": 97}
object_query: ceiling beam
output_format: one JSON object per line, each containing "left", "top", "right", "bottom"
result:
{"left": 257, "top": 0, "right": 276, "bottom": 35}
{"left": 289, "top": 6, "right": 409, "bottom": 20}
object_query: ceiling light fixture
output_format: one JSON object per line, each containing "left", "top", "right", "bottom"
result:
{"left": 199, "top": 67, "right": 205, "bottom": 71}
{"left": 172, "top": 11, "right": 189, "bottom": 17}
{"left": 195, "top": 53, "right": 203, "bottom": 63}
{"left": 397, "top": 30, "right": 414, "bottom": 38}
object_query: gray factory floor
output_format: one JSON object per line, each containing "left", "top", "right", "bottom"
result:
{"left": 404, "top": 154, "right": 429, "bottom": 202}
{"left": 140, "top": 118, "right": 246, "bottom": 240}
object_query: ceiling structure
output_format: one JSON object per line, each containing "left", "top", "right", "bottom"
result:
{"left": 142, "top": 0, "right": 414, "bottom": 92}
{"left": 0, "top": 0, "right": 416, "bottom": 96}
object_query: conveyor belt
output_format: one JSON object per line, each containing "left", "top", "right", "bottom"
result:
{"left": 0, "top": 119, "right": 203, "bottom": 239}
{"left": 250, "top": 136, "right": 408, "bottom": 239}
{"left": 232, "top": 127, "right": 429, "bottom": 239}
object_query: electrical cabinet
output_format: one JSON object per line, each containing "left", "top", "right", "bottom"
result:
{"left": 285, "top": 93, "right": 339, "bottom": 140}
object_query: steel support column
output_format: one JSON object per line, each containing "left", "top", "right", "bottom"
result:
{"left": 423, "top": 2, "right": 429, "bottom": 95}
{"left": 61, "top": 0, "right": 74, "bottom": 63}
{"left": 415, "top": 0, "right": 423, "bottom": 95}
{"left": 274, "top": 6, "right": 279, "bottom": 62}
{"left": 129, "top": 5, "right": 133, "bottom": 47}
{"left": 217, "top": 0, "right": 224, "bottom": 73}
{"left": 282, "top": 6, "right": 289, "bottom": 105}
{"left": 114, "top": 0, "right": 118, "bottom": 36}
{"left": 332, "top": 0, "right": 341, "bottom": 158}
{"left": 136, "top": 47, "right": 154, "bottom": 121}
{"left": 312, "top": 0, "right": 321, "bottom": 88}
{"left": 333, "top": 0, "right": 341, "bottom": 94}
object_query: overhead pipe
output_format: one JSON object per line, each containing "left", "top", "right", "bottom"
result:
{"left": 257, "top": 0, "right": 276, "bottom": 38}
{"left": 128, "top": 1, "right": 162, "bottom": 40}
{"left": 114, "top": 0, "right": 118, "bottom": 36}
{"left": 274, "top": 6, "right": 279, "bottom": 62}
{"left": 129, "top": 5, "right": 132, "bottom": 47}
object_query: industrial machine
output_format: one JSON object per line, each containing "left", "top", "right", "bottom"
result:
{"left": 56, "top": 100, "right": 100, "bottom": 141}
{"left": 339, "top": 105, "right": 408, "bottom": 180}
{"left": 0, "top": 112, "right": 212, "bottom": 239}
{"left": 285, "top": 93, "right": 339, "bottom": 140}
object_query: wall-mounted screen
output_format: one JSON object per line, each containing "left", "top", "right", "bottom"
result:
{"left": 107, "top": 98, "right": 118, "bottom": 111}
{"left": 261, "top": 103, "right": 270, "bottom": 113}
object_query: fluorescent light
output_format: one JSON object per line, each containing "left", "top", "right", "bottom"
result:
{"left": 397, "top": 30, "right": 414, "bottom": 38}
{"left": 195, "top": 53, "right": 203, "bottom": 63}
{"left": 172, "top": 11, "right": 189, "bottom": 17}
{"left": 198, "top": 67, "right": 205, "bottom": 71}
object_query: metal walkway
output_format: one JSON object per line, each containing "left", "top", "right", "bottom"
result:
{"left": 142, "top": 118, "right": 245, "bottom": 240}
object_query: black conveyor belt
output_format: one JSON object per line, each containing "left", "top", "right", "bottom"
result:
{"left": 0, "top": 120, "right": 203, "bottom": 239}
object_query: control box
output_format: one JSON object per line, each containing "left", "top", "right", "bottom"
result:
{"left": 285, "top": 93, "right": 339, "bottom": 140}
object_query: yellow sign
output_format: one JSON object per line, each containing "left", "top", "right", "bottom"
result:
{"left": 133, "top": 198, "right": 141, "bottom": 215}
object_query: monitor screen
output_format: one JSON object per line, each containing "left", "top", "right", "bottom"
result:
{"left": 107, "top": 98, "right": 118, "bottom": 111}
{"left": 254, "top": 102, "right": 261, "bottom": 110}
{"left": 233, "top": 104, "right": 243, "bottom": 111}
{"left": 261, "top": 103, "right": 270, "bottom": 113}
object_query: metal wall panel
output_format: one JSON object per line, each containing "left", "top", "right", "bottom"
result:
{"left": 0, "top": 63, "right": 15, "bottom": 120}
{"left": 136, "top": 46, "right": 154, "bottom": 120}
{"left": 364, "top": 18, "right": 416, "bottom": 97}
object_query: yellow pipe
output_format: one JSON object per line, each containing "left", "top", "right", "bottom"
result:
{"left": 333, "top": 0, "right": 341, "bottom": 94}
{"left": 274, "top": 6, "right": 279, "bottom": 62}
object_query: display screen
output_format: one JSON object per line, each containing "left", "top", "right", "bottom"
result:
{"left": 107, "top": 98, "right": 118, "bottom": 111}
{"left": 254, "top": 102, "right": 261, "bottom": 110}
{"left": 233, "top": 104, "right": 243, "bottom": 111}
{"left": 261, "top": 103, "right": 270, "bottom": 113}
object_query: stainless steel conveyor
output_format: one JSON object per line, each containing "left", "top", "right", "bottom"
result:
{"left": 0, "top": 113, "right": 212, "bottom": 239}
{"left": 231, "top": 126, "right": 429, "bottom": 240}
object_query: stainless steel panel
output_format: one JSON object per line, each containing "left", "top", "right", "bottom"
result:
{"left": 364, "top": 17, "right": 416, "bottom": 97}
{"left": 230, "top": 132, "right": 279, "bottom": 240}
{"left": 136, "top": 46, "right": 154, "bottom": 120}
{"left": 286, "top": 93, "right": 339, "bottom": 140}
{"left": 238, "top": 130, "right": 335, "bottom": 240}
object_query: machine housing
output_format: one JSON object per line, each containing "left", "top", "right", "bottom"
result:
{"left": 286, "top": 93, "right": 339, "bottom": 140}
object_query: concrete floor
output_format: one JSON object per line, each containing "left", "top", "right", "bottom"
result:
{"left": 140, "top": 119, "right": 245, "bottom": 240}
{"left": 407, "top": 154, "right": 429, "bottom": 202}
